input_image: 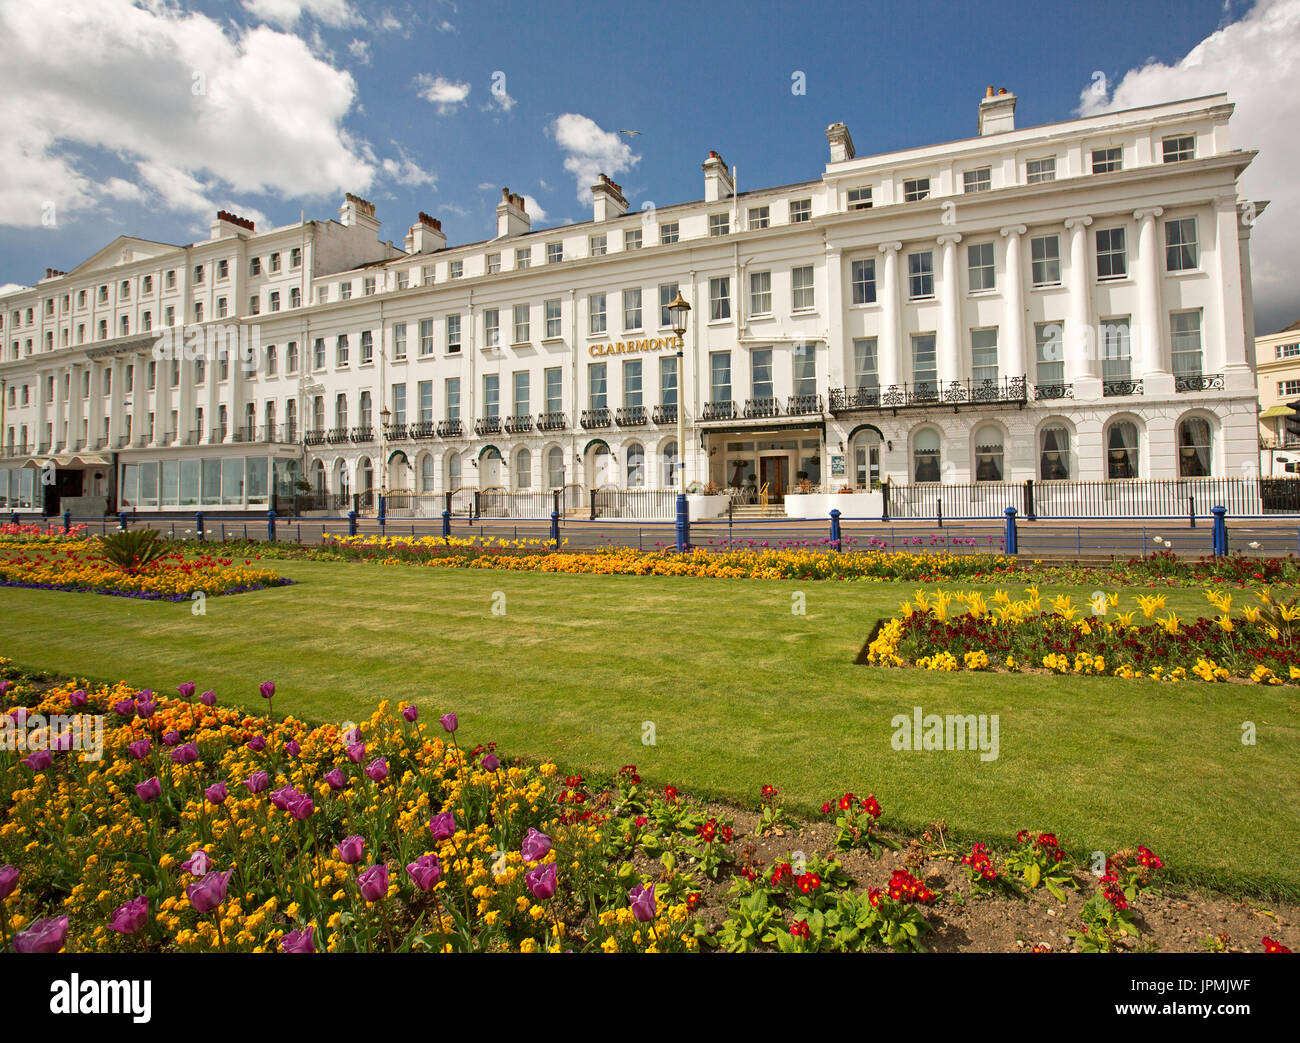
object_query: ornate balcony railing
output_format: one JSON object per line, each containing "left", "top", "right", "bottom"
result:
{"left": 652, "top": 404, "right": 677, "bottom": 424}
{"left": 474, "top": 416, "right": 502, "bottom": 436}
{"left": 537, "top": 411, "right": 567, "bottom": 431}
{"left": 504, "top": 414, "right": 534, "bottom": 434}
{"left": 1102, "top": 379, "right": 1144, "bottom": 398}
{"left": 581, "top": 407, "right": 612, "bottom": 429}
{"left": 304, "top": 429, "right": 326, "bottom": 446}
{"left": 700, "top": 400, "right": 737, "bottom": 421}
{"left": 436, "top": 419, "right": 462, "bottom": 438}
{"left": 743, "top": 397, "right": 780, "bottom": 419}
{"left": 786, "top": 394, "right": 824, "bottom": 416}
{"left": 1174, "top": 373, "right": 1224, "bottom": 393}
{"left": 615, "top": 405, "right": 648, "bottom": 426}
{"left": 410, "top": 421, "right": 436, "bottom": 440}
{"left": 1033, "top": 383, "right": 1074, "bottom": 401}
{"left": 829, "top": 376, "right": 1027, "bottom": 414}
{"left": 326, "top": 426, "right": 350, "bottom": 444}
{"left": 384, "top": 422, "right": 409, "bottom": 441}
{"left": 349, "top": 426, "right": 374, "bottom": 443}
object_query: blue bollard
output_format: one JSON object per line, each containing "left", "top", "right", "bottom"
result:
{"left": 550, "top": 509, "right": 560, "bottom": 548}
{"left": 1004, "top": 506, "right": 1018, "bottom": 555}
{"left": 267, "top": 510, "right": 276, "bottom": 543}
{"left": 63, "top": 509, "right": 71, "bottom": 534}
{"left": 829, "top": 508, "right": 842, "bottom": 552}
{"left": 119, "top": 511, "right": 129, "bottom": 531}
{"left": 348, "top": 509, "right": 358, "bottom": 537}
{"left": 675, "top": 493, "right": 690, "bottom": 553}
{"left": 441, "top": 508, "right": 451, "bottom": 539}
{"left": 10, "top": 512, "right": 18, "bottom": 526}
{"left": 196, "top": 511, "right": 205, "bottom": 540}
{"left": 377, "top": 494, "right": 386, "bottom": 535}
{"left": 1211, "top": 505, "right": 1227, "bottom": 557}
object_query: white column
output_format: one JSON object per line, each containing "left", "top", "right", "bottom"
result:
{"left": 999, "top": 225, "right": 1028, "bottom": 382}
{"left": 1215, "top": 195, "right": 1254, "bottom": 393}
{"left": 824, "top": 246, "right": 844, "bottom": 393}
{"left": 878, "top": 242, "right": 903, "bottom": 388}
{"left": 52, "top": 366, "right": 67, "bottom": 451}
{"left": 130, "top": 354, "right": 148, "bottom": 448}
{"left": 1063, "top": 216, "right": 1097, "bottom": 391}
{"left": 937, "top": 233, "right": 962, "bottom": 387}
{"left": 108, "top": 358, "right": 123, "bottom": 447}
{"left": 66, "top": 363, "right": 82, "bottom": 449}
{"left": 87, "top": 361, "right": 103, "bottom": 448}
{"left": 1133, "top": 207, "right": 1170, "bottom": 392}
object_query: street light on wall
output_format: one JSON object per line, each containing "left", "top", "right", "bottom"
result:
{"left": 379, "top": 407, "right": 392, "bottom": 493}
{"left": 667, "top": 290, "right": 691, "bottom": 551}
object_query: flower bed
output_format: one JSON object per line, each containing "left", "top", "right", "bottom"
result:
{"left": 1, "top": 663, "right": 1294, "bottom": 953}
{"left": 863, "top": 586, "right": 1300, "bottom": 684}
{"left": 0, "top": 522, "right": 89, "bottom": 544}
{"left": 0, "top": 541, "right": 291, "bottom": 601}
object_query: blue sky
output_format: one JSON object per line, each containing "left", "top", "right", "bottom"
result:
{"left": 1, "top": 0, "right": 1295, "bottom": 330}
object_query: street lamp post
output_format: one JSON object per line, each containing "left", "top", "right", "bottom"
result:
{"left": 667, "top": 291, "right": 692, "bottom": 553}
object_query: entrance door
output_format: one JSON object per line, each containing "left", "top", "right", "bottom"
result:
{"left": 760, "top": 456, "right": 788, "bottom": 503}
{"left": 45, "top": 468, "right": 84, "bottom": 516}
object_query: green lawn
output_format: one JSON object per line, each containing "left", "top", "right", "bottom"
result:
{"left": 3, "top": 561, "right": 1298, "bottom": 899}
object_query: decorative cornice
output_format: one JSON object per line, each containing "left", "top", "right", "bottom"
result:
{"left": 999, "top": 224, "right": 1028, "bottom": 238}
{"left": 1063, "top": 216, "right": 1093, "bottom": 230}
{"left": 936, "top": 233, "right": 963, "bottom": 246}
{"left": 1133, "top": 207, "right": 1164, "bottom": 222}
{"left": 877, "top": 241, "right": 903, "bottom": 254}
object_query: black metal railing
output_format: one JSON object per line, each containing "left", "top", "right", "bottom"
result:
{"left": 475, "top": 416, "right": 502, "bottom": 436}
{"left": 304, "top": 429, "right": 326, "bottom": 446}
{"left": 743, "top": 397, "right": 780, "bottom": 419}
{"left": 326, "top": 427, "right": 350, "bottom": 444}
{"left": 1175, "top": 373, "right": 1224, "bottom": 393}
{"left": 1033, "top": 383, "right": 1074, "bottom": 401}
{"left": 701, "top": 400, "right": 737, "bottom": 421}
{"left": 652, "top": 404, "right": 678, "bottom": 424}
{"left": 615, "top": 405, "right": 647, "bottom": 426}
{"left": 349, "top": 426, "right": 374, "bottom": 443}
{"left": 1102, "top": 379, "right": 1144, "bottom": 397}
{"left": 786, "top": 394, "right": 823, "bottom": 416}
{"left": 410, "top": 421, "right": 436, "bottom": 440}
{"left": 829, "top": 376, "right": 1027, "bottom": 414}
{"left": 384, "top": 422, "right": 409, "bottom": 441}
{"left": 436, "top": 419, "right": 462, "bottom": 438}
{"left": 537, "top": 411, "right": 567, "bottom": 431}
{"left": 505, "top": 414, "right": 534, "bottom": 434}
{"left": 581, "top": 408, "right": 612, "bottom": 429}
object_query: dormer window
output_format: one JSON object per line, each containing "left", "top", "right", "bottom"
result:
{"left": 903, "top": 178, "right": 930, "bottom": 203}
{"left": 789, "top": 198, "right": 812, "bottom": 223}
{"left": 1026, "top": 157, "right": 1056, "bottom": 184}
{"left": 1162, "top": 135, "right": 1195, "bottom": 163}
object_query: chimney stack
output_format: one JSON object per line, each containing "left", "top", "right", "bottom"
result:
{"left": 702, "top": 151, "right": 734, "bottom": 202}
{"left": 404, "top": 212, "right": 447, "bottom": 254}
{"left": 977, "top": 86, "right": 1016, "bottom": 136}
{"left": 339, "top": 193, "right": 381, "bottom": 234}
{"left": 496, "top": 188, "right": 530, "bottom": 238}
{"left": 826, "top": 122, "right": 855, "bottom": 163}
{"left": 210, "top": 209, "right": 256, "bottom": 239}
{"left": 591, "top": 173, "right": 628, "bottom": 222}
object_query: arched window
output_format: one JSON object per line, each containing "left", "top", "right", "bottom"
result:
{"left": 1106, "top": 421, "right": 1139, "bottom": 479}
{"left": 852, "top": 429, "right": 882, "bottom": 489}
{"left": 626, "top": 443, "right": 645, "bottom": 487}
{"left": 1039, "top": 426, "right": 1070, "bottom": 481}
{"left": 973, "top": 424, "right": 1004, "bottom": 482}
{"left": 547, "top": 446, "right": 565, "bottom": 489}
{"left": 661, "top": 441, "right": 678, "bottom": 487}
{"left": 420, "top": 454, "right": 435, "bottom": 492}
{"left": 445, "top": 451, "right": 462, "bottom": 490}
{"left": 515, "top": 448, "right": 532, "bottom": 489}
{"left": 334, "top": 459, "right": 350, "bottom": 497}
{"left": 311, "top": 459, "right": 325, "bottom": 493}
{"left": 357, "top": 458, "right": 374, "bottom": 505}
{"left": 335, "top": 394, "right": 348, "bottom": 429}
{"left": 913, "top": 429, "right": 940, "bottom": 482}
{"left": 1178, "top": 417, "right": 1212, "bottom": 477}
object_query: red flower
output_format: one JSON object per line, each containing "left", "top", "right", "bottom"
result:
{"left": 789, "top": 919, "right": 810, "bottom": 939}
{"left": 664, "top": 785, "right": 678, "bottom": 803}
{"left": 1262, "top": 937, "right": 1291, "bottom": 953}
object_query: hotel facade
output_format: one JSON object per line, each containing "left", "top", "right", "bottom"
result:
{"left": 0, "top": 89, "right": 1265, "bottom": 518}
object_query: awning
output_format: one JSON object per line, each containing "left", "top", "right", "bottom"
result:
{"left": 17, "top": 453, "right": 113, "bottom": 469}
{"left": 1260, "top": 404, "right": 1296, "bottom": 419}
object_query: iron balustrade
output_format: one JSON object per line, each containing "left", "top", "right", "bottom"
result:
{"left": 652, "top": 404, "right": 678, "bottom": 424}
{"left": 349, "top": 426, "right": 374, "bottom": 443}
{"left": 829, "top": 376, "right": 1027, "bottom": 414}
{"left": 505, "top": 415, "right": 535, "bottom": 434}
{"left": 1102, "top": 379, "right": 1144, "bottom": 397}
{"left": 701, "top": 400, "right": 737, "bottom": 421}
{"left": 615, "top": 405, "right": 648, "bottom": 426}
{"left": 1174, "top": 373, "right": 1224, "bottom": 393}
{"left": 325, "top": 427, "right": 350, "bottom": 444}
{"left": 304, "top": 429, "right": 326, "bottom": 446}
{"left": 743, "top": 397, "right": 780, "bottom": 419}
{"left": 581, "top": 407, "right": 612, "bottom": 429}
{"left": 1033, "top": 383, "right": 1074, "bottom": 401}
{"left": 786, "top": 394, "right": 824, "bottom": 416}
{"left": 435, "top": 419, "right": 462, "bottom": 438}
{"left": 475, "top": 416, "right": 502, "bottom": 436}
{"left": 384, "top": 423, "right": 409, "bottom": 441}
{"left": 409, "top": 421, "right": 436, "bottom": 439}
{"left": 537, "top": 411, "right": 567, "bottom": 431}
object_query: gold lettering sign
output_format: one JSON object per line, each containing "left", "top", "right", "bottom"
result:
{"left": 588, "top": 336, "right": 682, "bottom": 358}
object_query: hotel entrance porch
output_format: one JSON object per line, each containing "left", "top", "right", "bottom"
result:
{"left": 704, "top": 425, "right": 824, "bottom": 505}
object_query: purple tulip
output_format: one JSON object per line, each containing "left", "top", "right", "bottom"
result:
{"left": 520, "top": 828, "right": 551, "bottom": 863}
{"left": 21, "top": 750, "right": 52, "bottom": 771}
{"left": 271, "top": 785, "right": 296, "bottom": 810}
{"left": 7, "top": 708, "right": 26, "bottom": 727}
{"left": 187, "top": 869, "right": 233, "bottom": 914}
{"left": 335, "top": 835, "right": 365, "bottom": 865}
{"left": 405, "top": 854, "right": 442, "bottom": 891}
{"left": 245, "top": 770, "right": 269, "bottom": 794}
{"left": 402, "top": 705, "right": 418, "bottom": 723}
{"left": 285, "top": 739, "right": 300, "bottom": 757}
{"left": 247, "top": 735, "right": 267, "bottom": 753}
{"left": 12, "top": 915, "right": 68, "bottom": 953}
{"left": 182, "top": 849, "right": 212, "bottom": 877}
{"left": 176, "top": 682, "right": 197, "bottom": 700}
{"left": 69, "top": 689, "right": 87, "bottom": 707}
{"left": 356, "top": 864, "right": 389, "bottom": 903}
{"left": 205, "top": 782, "right": 228, "bottom": 805}
{"left": 171, "top": 742, "right": 199, "bottom": 765}
{"left": 439, "top": 712, "right": 458, "bottom": 733}
{"left": 525, "top": 862, "right": 557, "bottom": 901}
{"left": 114, "top": 698, "right": 136, "bottom": 717}
{"left": 200, "top": 689, "right": 216, "bottom": 707}
{"left": 429, "top": 812, "right": 456, "bottom": 841}
{"left": 0, "top": 680, "right": 10, "bottom": 696}
{"left": 135, "top": 695, "right": 157, "bottom": 719}
{"left": 342, "top": 727, "right": 360, "bottom": 745}
{"left": 135, "top": 777, "right": 161, "bottom": 802}
{"left": 481, "top": 752, "right": 500, "bottom": 771}
{"left": 281, "top": 926, "right": 315, "bottom": 953}
{"left": 323, "top": 768, "right": 346, "bottom": 790}
{"left": 162, "top": 730, "right": 181, "bottom": 747}
{"left": 364, "top": 757, "right": 388, "bottom": 782}
{"left": 107, "top": 896, "right": 149, "bottom": 935}
{"left": 629, "top": 883, "right": 656, "bottom": 923}
{"left": 0, "top": 865, "right": 18, "bottom": 900}
{"left": 345, "top": 742, "right": 366, "bottom": 764}
{"left": 285, "top": 793, "right": 314, "bottom": 820}
{"left": 128, "top": 738, "right": 151, "bottom": 760}
{"left": 259, "top": 681, "right": 275, "bottom": 701}
{"left": 51, "top": 730, "right": 74, "bottom": 753}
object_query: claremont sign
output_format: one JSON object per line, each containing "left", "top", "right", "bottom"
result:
{"left": 588, "top": 335, "right": 682, "bottom": 358}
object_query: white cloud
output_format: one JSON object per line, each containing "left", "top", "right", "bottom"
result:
{"left": 380, "top": 146, "right": 435, "bottom": 188}
{"left": 241, "top": 0, "right": 357, "bottom": 29}
{"left": 549, "top": 114, "right": 639, "bottom": 202}
{"left": 520, "top": 194, "right": 546, "bottom": 222}
{"left": 0, "top": 283, "right": 27, "bottom": 296}
{"left": 1077, "top": 0, "right": 1300, "bottom": 334}
{"left": 0, "top": 0, "right": 376, "bottom": 228}
{"left": 347, "top": 38, "right": 370, "bottom": 64}
{"left": 413, "top": 74, "right": 471, "bottom": 114}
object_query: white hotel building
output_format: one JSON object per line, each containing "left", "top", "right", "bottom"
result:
{"left": 0, "top": 88, "right": 1265, "bottom": 518}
